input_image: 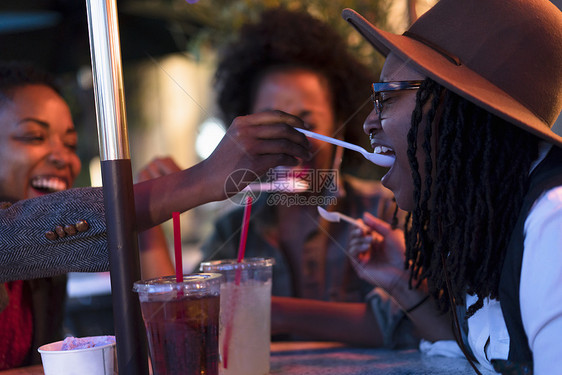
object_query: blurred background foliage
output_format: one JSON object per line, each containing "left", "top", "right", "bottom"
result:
{"left": 180, "top": 0, "right": 390, "bottom": 68}
{"left": 118, "top": 0, "right": 392, "bottom": 70}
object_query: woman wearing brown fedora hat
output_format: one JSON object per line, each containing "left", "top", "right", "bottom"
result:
{"left": 345, "top": 0, "right": 562, "bottom": 374}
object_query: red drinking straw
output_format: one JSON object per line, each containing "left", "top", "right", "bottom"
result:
{"left": 223, "top": 195, "right": 253, "bottom": 369}
{"left": 173, "top": 212, "right": 182, "bottom": 283}
{"left": 236, "top": 196, "right": 253, "bottom": 263}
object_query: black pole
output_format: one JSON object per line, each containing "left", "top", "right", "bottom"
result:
{"left": 101, "top": 160, "right": 149, "bottom": 374}
{"left": 85, "top": 0, "right": 149, "bottom": 373}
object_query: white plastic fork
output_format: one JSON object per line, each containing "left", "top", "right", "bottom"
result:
{"left": 296, "top": 128, "right": 395, "bottom": 168}
{"left": 317, "top": 207, "right": 368, "bottom": 231}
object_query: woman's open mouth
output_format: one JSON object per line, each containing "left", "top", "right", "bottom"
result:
{"left": 373, "top": 145, "right": 395, "bottom": 157}
{"left": 30, "top": 176, "right": 68, "bottom": 194}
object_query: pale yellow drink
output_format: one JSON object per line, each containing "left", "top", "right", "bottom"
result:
{"left": 200, "top": 258, "right": 274, "bottom": 375}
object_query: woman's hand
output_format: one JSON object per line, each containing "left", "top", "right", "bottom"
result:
{"left": 349, "top": 213, "right": 455, "bottom": 342}
{"left": 201, "top": 110, "right": 311, "bottom": 200}
{"left": 133, "top": 111, "right": 311, "bottom": 229}
{"left": 348, "top": 212, "right": 408, "bottom": 296}
{"left": 137, "top": 157, "right": 181, "bottom": 182}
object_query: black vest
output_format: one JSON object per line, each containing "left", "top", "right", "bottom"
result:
{"left": 494, "top": 146, "right": 562, "bottom": 374}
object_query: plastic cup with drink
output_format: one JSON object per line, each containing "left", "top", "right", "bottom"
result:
{"left": 200, "top": 257, "right": 274, "bottom": 375}
{"left": 133, "top": 273, "right": 222, "bottom": 375}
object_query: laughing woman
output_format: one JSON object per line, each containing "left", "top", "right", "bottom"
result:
{"left": 0, "top": 62, "right": 85, "bottom": 369}
{"left": 0, "top": 63, "right": 172, "bottom": 368}
{"left": 345, "top": 0, "right": 562, "bottom": 373}
{"left": 0, "top": 62, "right": 311, "bottom": 369}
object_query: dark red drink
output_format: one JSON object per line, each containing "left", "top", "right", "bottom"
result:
{"left": 134, "top": 274, "right": 222, "bottom": 375}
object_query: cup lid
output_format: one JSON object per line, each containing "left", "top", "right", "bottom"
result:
{"left": 132, "top": 273, "right": 222, "bottom": 294}
{"left": 200, "top": 257, "right": 275, "bottom": 272}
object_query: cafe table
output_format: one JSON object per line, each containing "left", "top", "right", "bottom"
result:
{"left": 270, "top": 341, "right": 496, "bottom": 375}
{"left": 1, "top": 342, "right": 496, "bottom": 374}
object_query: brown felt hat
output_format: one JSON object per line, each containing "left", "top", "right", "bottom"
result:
{"left": 343, "top": 0, "right": 562, "bottom": 147}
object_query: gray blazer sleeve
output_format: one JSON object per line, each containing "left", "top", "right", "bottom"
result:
{"left": 0, "top": 187, "right": 110, "bottom": 282}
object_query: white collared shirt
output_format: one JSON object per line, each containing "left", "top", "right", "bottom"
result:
{"left": 520, "top": 185, "right": 562, "bottom": 374}
{"left": 466, "top": 185, "right": 562, "bottom": 374}
{"left": 466, "top": 295, "right": 509, "bottom": 372}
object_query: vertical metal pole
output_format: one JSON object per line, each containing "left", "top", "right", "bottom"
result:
{"left": 85, "top": 0, "right": 149, "bottom": 374}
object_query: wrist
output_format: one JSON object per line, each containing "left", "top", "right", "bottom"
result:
{"left": 386, "top": 268, "right": 413, "bottom": 298}
{"left": 189, "top": 160, "right": 224, "bottom": 202}
{"left": 387, "top": 270, "right": 429, "bottom": 312}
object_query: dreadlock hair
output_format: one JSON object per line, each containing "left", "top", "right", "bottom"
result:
{"left": 404, "top": 78, "right": 540, "bottom": 317}
{"left": 0, "top": 61, "right": 60, "bottom": 107}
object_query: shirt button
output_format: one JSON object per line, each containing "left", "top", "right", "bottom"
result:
{"left": 45, "top": 231, "right": 57, "bottom": 241}
{"left": 64, "top": 225, "right": 77, "bottom": 236}
{"left": 55, "top": 225, "right": 66, "bottom": 238}
{"left": 76, "top": 220, "right": 89, "bottom": 232}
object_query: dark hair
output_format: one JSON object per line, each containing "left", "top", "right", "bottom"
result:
{"left": 214, "top": 8, "right": 379, "bottom": 176}
{"left": 405, "top": 78, "right": 539, "bottom": 316}
{"left": 0, "top": 61, "right": 60, "bottom": 104}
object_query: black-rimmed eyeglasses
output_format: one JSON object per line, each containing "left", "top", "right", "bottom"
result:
{"left": 371, "top": 80, "right": 424, "bottom": 115}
